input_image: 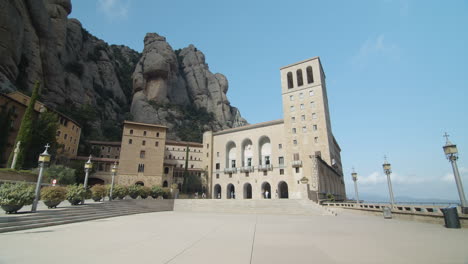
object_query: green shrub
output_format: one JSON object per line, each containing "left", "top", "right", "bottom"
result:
{"left": 161, "top": 187, "right": 171, "bottom": 199}
{"left": 66, "top": 184, "right": 86, "bottom": 205}
{"left": 128, "top": 185, "right": 142, "bottom": 199}
{"left": 41, "top": 186, "right": 67, "bottom": 208}
{"left": 44, "top": 165, "right": 76, "bottom": 185}
{"left": 112, "top": 185, "right": 127, "bottom": 199}
{"left": 0, "top": 182, "right": 35, "bottom": 206}
{"left": 90, "top": 185, "right": 106, "bottom": 202}
{"left": 140, "top": 186, "right": 151, "bottom": 199}
{"left": 150, "top": 185, "right": 164, "bottom": 199}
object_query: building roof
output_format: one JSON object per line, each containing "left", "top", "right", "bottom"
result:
{"left": 165, "top": 139, "right": 203, "bottom": 148}
{"left": 73, "top": 156, "right": 119, "bottom": 163}
{"left": 279, "top": 56, "right": 320, "bottom": 70}
{"left": 123, "top": 120, "right": 168, "bottom": 129}
{"left": 213, "top": 119, "right": 284, "bottom": 136}
{"left": 3, "top": 91, "right": 82, "bottom": 128}
{"left": 88, "top": 140, "right": 122, "bottom": 146}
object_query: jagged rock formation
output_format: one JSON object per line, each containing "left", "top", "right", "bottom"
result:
{"left": 0, "top": 0, "right": 247, "bottom": 144}
{"left": 131, "top": 33, "right": 247, "bottom": 140}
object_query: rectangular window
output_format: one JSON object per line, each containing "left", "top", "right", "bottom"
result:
{"left": 293, "top": 139, "right": 297, "bottom": 145}
{"left": 295, "top": 167, "right": 300, "bottom": 173}
{"left": 280, "top": 169, "right": 284, "bottom": 175}
{"left": 301, "top": 115, "right": 305, "bottom": 121}
{"left": 231, "top": 160, "right": 236, "bottom": 168}
{"left": 278, "top": 144, "right": 282, "bottom": 149}
{"left": 302, "top": 126, "right": 307, "bottom": 133}
{"left": 290, "top": 106, "right": 295, "bottom": 112}
{"left": 142, "top": 140, "right": 146, "bottom": 146}
{"left": 56, "top": 131, "right": 61, "bottom": 136}
{"left": 217, "top": 152, "right": 219, "bottom": 157}
{"left": 143, "top": 131, "right": 147, "bottom": 136}
{"left": 108, "top": 147, "right": 111, "bottom": 153}
{"left": 313, "top": 125, "right": 318, "bottom": 131}
{"left": 140, "top": 150, "right": 146, "bottom": 159}
{"left": 289, "top": 95, "right": 294, "bottom": 101}
{"left": 310, "top": 101, "right": 315, "bottom": 108}
{"left": 64, "top": 134, "right": 68, "bottom": 139}
{"left": 216, "top": 163, "right": 220, "bottom": 170}
{"left": 299, "top": 92, "right": 303, "bottom": 99}
{"left": 216, "top": 174, "right": 219, "bottom": 179}
{"left": 309, "top": 90, "right": 314, "bottom": 96}
{"left": 129, "top": 139, "right": 132, "bottom": 144}
{"left": 70, "top": 136, "right": 73, "bottom": 142}
{"left": 137, "top": 164, "right": 145, "bottom": 173}
{"left": 191, "top": 165, "right": 194, "bottom": 168}
{"left": 293, "top": 153, "right": 300, "bottom": 160}
{"left": 155, "top": 141, "right": 159, "bottom": 147}
{"left": 278, "top": 156, "right": 284, "bottom": 165}
{"left": 291, "top": 117, "right": 296, "bottom": 123}
{"left": 300, "top": 104, "right": 304, "bottom": 110}
{"left": 263, "top": 171, "right": 267, "bottom": 176}
{"left": 292, "top": 128, "right": 296, "bottom": 134}
{"left": 314, "top": 137, "right": 319, "bottom": 143}
{"left": 312, "top": 113, "right": 317, "bottom": 119}
{"left": 247, "top": 158, "right": 252, "bottom": 166}
{"left": 265, "top": 156, "right": 270, "bottom": 165}
{"left": 207, "top": 143, "right": 209, "bottom": 149}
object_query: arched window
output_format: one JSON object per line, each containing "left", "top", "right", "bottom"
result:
{"left": 164, "top": 167, "right": 169, "bottom": 174}
{"left": 156, "top": 132, "right": 160, "bottom": 137}
{"left": 226, "top": 141, "right": 237, "bottom": 168}
{"left": 296, "top": 69, "right": 303, "bottom": 86}
{"left": 163, "top": 181, "right": 168, "bottom": 187}
{"left": 307, "top": 66, "right": 313, "bottom": 83}
{"left": 130, "top": 129, "right": 133, "bottom": 135}
{"left": 287, "top": 72, "right": 293, "bottom": 89}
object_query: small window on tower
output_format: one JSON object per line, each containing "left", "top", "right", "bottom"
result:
{"left": 289, "top": 95, "right": 294, "bottom": 101}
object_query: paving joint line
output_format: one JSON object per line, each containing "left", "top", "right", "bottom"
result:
{"left": 249, "top": 215, "right": 258, "bottom": 264}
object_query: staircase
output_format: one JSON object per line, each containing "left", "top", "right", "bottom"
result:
{"left": 174, "top": 199, "right": 336, "bottom": 216}
{"left": 0, "top": 199, "right": 174, "bottom": 233}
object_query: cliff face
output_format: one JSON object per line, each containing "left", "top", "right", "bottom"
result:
{"left": 0, "top": 0, "right": 246, "bottom": 144}
{"left": 131, "top": 33, "right": 247, "bottom": 141}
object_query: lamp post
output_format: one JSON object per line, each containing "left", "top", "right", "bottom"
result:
{"left": 351, "top": 169, "right": 359, "bottom": 205}
{"left": 443, "top": 133, "right": 467, "bottom": 214}
{"left": 382, "top": 156, "right": 395, "bottom": 207}
{"left": 110, "top": 162, "right": 117, "bottom": 201}
{"left": 31, "top": 144, "right": 51, "bottom": 213}
{"left": 82, "top": 155, "right": 93, "bottom": 204}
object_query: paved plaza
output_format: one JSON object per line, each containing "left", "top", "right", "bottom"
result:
{"left": 0, "top": 209, "right": 467, "bottom": 264}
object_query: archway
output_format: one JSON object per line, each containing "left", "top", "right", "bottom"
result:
{"left": 278, "top": 181, "right": 289, "bottom": 199}
{"left": 135, "top": 181, "right": 144, "bottom": 186}
{"left": 227, "top": 183, "right": 235, "bottom": 199}
{"left": 214, "top": 184, "right": 222, "bottom": 199}
{"left": 261, "top": 182, "right": 271, "bottom": 199}
{"left": 88, "top": 178, "right": 105, "bottom": 186}
{"left": 163, "top": 180, "right": 168, "bottom": 187}
{"left": 243, "top": 183, "right": 252, "bottom": 199}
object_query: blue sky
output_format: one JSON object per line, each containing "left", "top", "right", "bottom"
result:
{"left": 70, "top": 0, "right": 468, "bottom": 201}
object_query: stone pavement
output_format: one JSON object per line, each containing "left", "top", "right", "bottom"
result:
{"left": 0, "top": 209, "right": 467, "bottom": 264}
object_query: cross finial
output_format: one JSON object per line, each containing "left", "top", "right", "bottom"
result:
{"left": 443, "top": 132, "right": 451, "bottom": 145}
{"left": 44, "top": 143, "right": 50, "bottom": 152}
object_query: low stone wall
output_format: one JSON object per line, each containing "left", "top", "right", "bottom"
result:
{"left": 0, "top": 169, "right": 42, "bottom": 184}
{"left": 324, "top": 202, "right": 468, "bottom": 228}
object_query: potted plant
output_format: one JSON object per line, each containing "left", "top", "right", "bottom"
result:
{"left": 0, "top": 182, "right": 35, "bottom": 214}
{"left": 41, "top": 186, "right": 67, "bottom": 208}
{"left": 66, "top": 184, "right": 86, "bottom": 205}
{"left": 90, "top": 185, "right": 106, "bottom": 202}
{"left": 150, "top": 185, "right": 163, "bottom": 199}
{"left": 140, "top": 186, "right": 151, "bottom": 199}
{"left": 162, "top": 187, "right": 171, "bottom": 199}
{"left": 128, "top": 185, "right": 142, "bottom": 199}
{"left": 112, "top": 185, "right": 127, "bottom": 200}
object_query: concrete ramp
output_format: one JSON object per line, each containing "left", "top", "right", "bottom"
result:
{"left": 174, "top": 199, "right": 335, "bottom": 216}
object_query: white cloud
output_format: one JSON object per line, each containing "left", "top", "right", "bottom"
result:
{"left": 441, "top": 167, "right": 468, "bottom": 183}
{"left": 352, "top": 34, "right": 399, "bottom": 66}
{"left": 357, "top": 171, "right": 430, "bottom": 185}
{"left": 97, "top": 0, "right": 130, "bottom": 19}
{"left": 358, "top": 171, "right": 386, "bottom": 184}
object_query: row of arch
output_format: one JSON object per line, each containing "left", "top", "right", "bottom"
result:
{"left": 226, "top": 136, "right": 272, "bottom": 168}
{"left": 287, "top": 66, "right": 314, "bottom": 89}
{"left": 213, "top": 181, "right": 289, "bottom": 199}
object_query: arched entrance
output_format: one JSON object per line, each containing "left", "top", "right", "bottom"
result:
{"left": 227, "top": 183, "right": 235, "bottom": 199}
{"left": 88, "top": 178, "right": 105, "bottom": 186}
{"left": 278, "top": 181, "right": 289, "bottom": 199}
{"left": 135, "top": 181, "right": 144, "bottom": 186}
{"left": 243, "top": 183, "right": 252, "bottom": 199}
{"left": 163, "top": 181, "right": 168, "bottom": 187}
{"left": 214, "top": 184, "right": 222, "bottom": 199}
{"left": 261, "top": 182, "right": 271, "bottom": 199}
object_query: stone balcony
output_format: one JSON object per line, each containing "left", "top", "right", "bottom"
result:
{"left": 292, "top": 160, "right": 302, "bottom": 167}
{"left": 258, "top": 164, "right": 273, "bottom": 171}
{"left": 224, "top": 167, "right": 237, "bottom": 174}
{"left": 240, "top": 166, "right": 255, "bottom": 173}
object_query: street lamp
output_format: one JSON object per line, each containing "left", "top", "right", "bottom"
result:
{"left": 82, "top": 155, "right": 93, "bottom": 204}
{"left": 382, "top": 156, "right": 396, "bottom": 207}
{"left": 110, "top": 161, "right": 118, "bottom": 201}
{"left": 351, "top": 168, "right": 360, "bottom": 205}
{"left": 443, "top": 133, "right": 467, "bottom": 214}
{"left": 32, "top": 144, "right": 51, "bottom": 212}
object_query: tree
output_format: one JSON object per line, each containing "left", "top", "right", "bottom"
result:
{"left": 24, "top": 111, "right": 59, "bottom": 169}
{"left": 182, "top": 145, "right": 202, "bottom": 194}
{"left": 43, "top": 165, "right": 76, "bottom": 185}
{"left": 8, "top": 81, "right": 40, "bottom": 169}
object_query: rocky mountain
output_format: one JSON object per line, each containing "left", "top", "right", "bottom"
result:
{"left": 0, "top": 0, "right": 247, "bottom": 145}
